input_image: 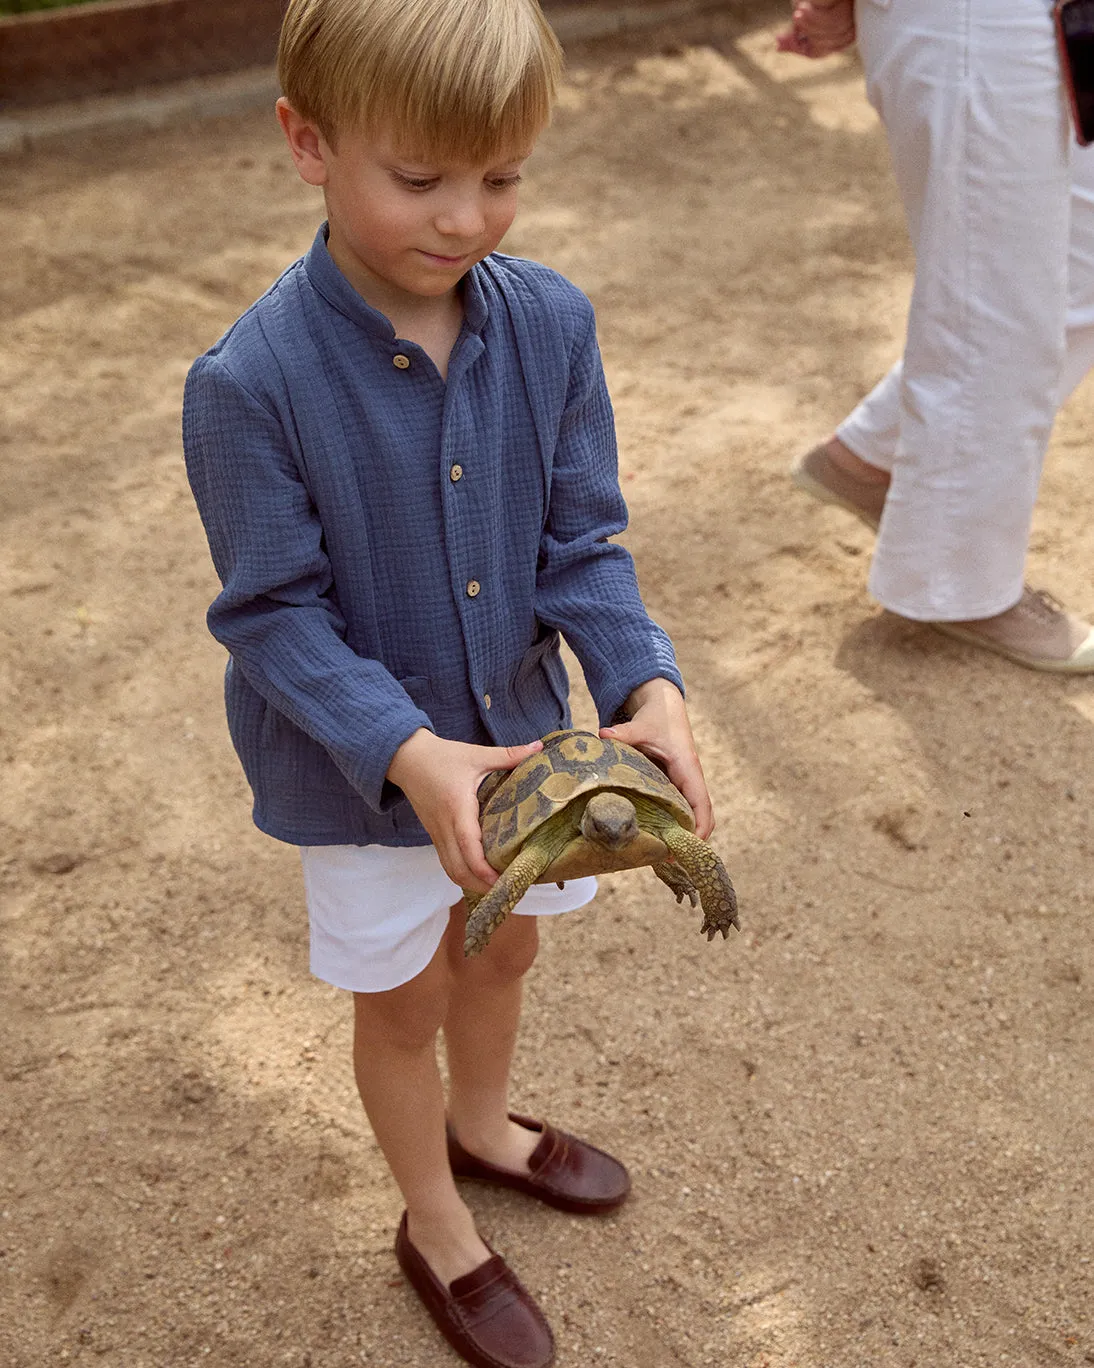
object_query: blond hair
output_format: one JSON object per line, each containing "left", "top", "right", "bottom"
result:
{"left": 278, "top": 0, "right": 562, "bottom": 158}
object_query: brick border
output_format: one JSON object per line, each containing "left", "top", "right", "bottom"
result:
{"left": 0, "top": 0, "right": 730, "bottom": 110}
{"left": 0, "top": 0, "right": 286, "bottom": 108}
{"left": 0, "top": 0, "right": 732, "bottom": 153}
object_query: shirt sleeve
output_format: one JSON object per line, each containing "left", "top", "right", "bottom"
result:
{"left": 182, "top": 352, "right": 433, "bottom": 811}
{"left": 534, "top": 307, "right": 684, "bottom": 723}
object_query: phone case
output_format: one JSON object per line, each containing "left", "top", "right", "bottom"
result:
{"left": 1057, "top": 0, "right": 1094, "bottom": 146}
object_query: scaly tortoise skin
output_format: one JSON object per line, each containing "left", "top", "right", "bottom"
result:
{"left": 461, "top": 729, "right": 739, "bottom": 955}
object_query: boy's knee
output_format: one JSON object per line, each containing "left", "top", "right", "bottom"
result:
{"left": 353, "top": 963, "right": 450, "bottom": 1051}
{"left": 471, "top": 913, "right": 539, "bottom": 982}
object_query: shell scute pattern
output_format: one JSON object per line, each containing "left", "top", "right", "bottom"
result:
{"left": 478, "top": 728, "right": 694, "bottom": 872}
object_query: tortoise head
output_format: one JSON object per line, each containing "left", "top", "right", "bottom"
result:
{"left": 580, "top": 792, "right": 640, "bottom": 852}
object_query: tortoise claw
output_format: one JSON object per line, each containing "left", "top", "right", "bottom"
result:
{"left": 700, "top": 913, "right": 738, "bottom": 941}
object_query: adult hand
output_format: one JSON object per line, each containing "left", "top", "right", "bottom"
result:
{"left": 776, "top": 0, "right": 856, "bottom": 59}
{"left": 599, "top": 678, "right": 716, "bottom": 840}
{"left": 387, "top": 730, "right": 544, "bottom": 892}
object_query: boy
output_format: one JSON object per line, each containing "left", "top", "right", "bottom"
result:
{"left": 183, "top": 1, "right": 718, "bottom": 1363}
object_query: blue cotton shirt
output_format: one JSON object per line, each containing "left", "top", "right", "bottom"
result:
{"left": 183, "top": 226, "right": 682, "bottom": 847}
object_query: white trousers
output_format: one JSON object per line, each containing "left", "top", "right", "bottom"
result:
{"left": 838, "top": 0, "right": 1094, "bottom": 620}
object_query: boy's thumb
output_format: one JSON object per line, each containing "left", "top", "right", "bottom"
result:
{"left": 495, "top": 738, "right": 544, "bottom": 769}
{"left": 476, "top": 740, "right": 544, "bottom": 803}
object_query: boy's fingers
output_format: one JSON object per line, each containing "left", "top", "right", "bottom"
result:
{"left": 600, "top": 722, "right": 676, "bottom": 775}
{"left": 486, "top": 739, "right": 544, "bottom": 770}
{"left": 657, "top": 755, "right": 714, "bottom": 840}
{"left": 472, "top": 739, "right": 545, "bottom": 795}
{"left": 775, "top": 26, "right": 806, "bottom": 52}
{"left": 600, "top": 724, "right": 716, "bottom": 840}
{"left": 598, "top": 720, "right": 649, "bottom": 750}
{"left": 680, "top": 780, "right": 715, "bottom": 841}
{"left": 433, "top": 833, "right": 488, "bottom": 893}
{"left": 424, "top": 743, "right": 543, "bottom": 889}
{"left": 451, "top": 821, "right": 497, "bottom": 892}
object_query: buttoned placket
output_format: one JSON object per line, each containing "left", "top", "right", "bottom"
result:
{"left": 438, "top": 332, "right": 496, "bottom": 724}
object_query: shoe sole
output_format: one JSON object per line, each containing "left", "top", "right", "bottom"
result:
{"left": 930, "top": 621, "right": 1094, "bottom": 674}
{"left": 789, "top": 457, "right": 881, "bottom": 531}
{"left": 450, "top": 1168, "right": 631, "bottom": 1215}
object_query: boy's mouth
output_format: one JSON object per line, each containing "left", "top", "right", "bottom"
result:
{"left": 418, "top": 249, "right": 469, "bottom": 267}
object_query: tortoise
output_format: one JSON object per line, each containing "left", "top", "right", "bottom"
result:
{"left": 462, "top": 728, "right": 739, "bottom": 956}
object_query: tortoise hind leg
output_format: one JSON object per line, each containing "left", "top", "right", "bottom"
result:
{"left": 462, "top": 890, "right": 485, "bottom": 935}
{"left": 462, "top": 844, "right": 549, "bottom": 957}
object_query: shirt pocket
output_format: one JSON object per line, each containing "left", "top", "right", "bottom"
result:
{"left": 512, "top": 626, "right": 570, "bottom": 725}
{"left": 397, "top": 676, "right": 434, "bottom": 715}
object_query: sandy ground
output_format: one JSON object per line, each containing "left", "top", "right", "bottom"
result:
{"left": 3, "top": 3, "right": 1094, "bottom": 1365}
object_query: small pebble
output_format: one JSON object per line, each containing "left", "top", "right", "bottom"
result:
{"left": 31, "top": 852, "right": 80, "bottom": 875}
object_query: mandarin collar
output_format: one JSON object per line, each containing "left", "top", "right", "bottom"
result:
{"left": 303, "top": 223, "right": 490, "bottom": 339}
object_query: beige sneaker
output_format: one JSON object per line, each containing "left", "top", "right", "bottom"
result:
{"left": 931, "top": 588, "right": 1094, "bottom": 673}
{"left": 790, "top": 441, "right": 889, "bottom": 531}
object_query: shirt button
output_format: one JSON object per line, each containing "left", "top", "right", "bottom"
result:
{"left": 466, "top": 579, "right": 481, "bottom": 598}
{"left": 449, "top": 463, "right": 464, "bottom": 482}
{"left": 392, "top": 353, "right": 411, "bottom": 370}
{"left": 483, "top": 693, "right": 492, "bottom": 710}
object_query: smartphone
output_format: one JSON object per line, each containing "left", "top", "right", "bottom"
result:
{"left": 1057, "top": 0, "right": 1094, "bottom": 146}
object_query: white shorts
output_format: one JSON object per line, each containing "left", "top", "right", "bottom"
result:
{"left": 299, "top": 843, "right": 597, "bottom": 994}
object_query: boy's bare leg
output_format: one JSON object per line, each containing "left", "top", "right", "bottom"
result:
{"left": 352, "top": 941, "right": 489, "bottom": 1287}
{"left": 443, "top": 903, "right": 542, "bottom": 1174}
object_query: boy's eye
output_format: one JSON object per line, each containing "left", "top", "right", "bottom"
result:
{"left": 487, "top": 174, "right": 522, "bottom": 191}
{"left": 392, "top": 172, "right": 437, "bottom": 190}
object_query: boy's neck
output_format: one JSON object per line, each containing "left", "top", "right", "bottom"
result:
{"left": 395, "top": 291, "right": 464, "bottom": 381}
{"left": 326, "top": 232, "right": 465, "bottom": 380}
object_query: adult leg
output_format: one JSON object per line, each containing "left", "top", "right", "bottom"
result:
{"left": 856, "top": 0, "right": 1071, "bottom": 621}
{"left": 352, "top": 938, "right": 489, "bottom": 1287}
{"left": 443, "top": 903, "right": 543, "bottom": 1173}
{"left": 800, "top": 0, "right": 1066, "bottom": 543}
{"left": 835, "top": 56, "right": 1094, "bottom": 474}
{"left": 836, "top": 364, "right": 902, "bottom": 476}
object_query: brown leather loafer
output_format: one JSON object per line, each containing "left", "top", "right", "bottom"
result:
{"left": 448, "top": 1113, "right": 631, "bottom": 1215}
{"left": 394, "top": 1213, "right": 555, "bottom": 1368}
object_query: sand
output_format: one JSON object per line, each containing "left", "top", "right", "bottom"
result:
{"left": 2, "top": 3, "right": 1093, "bottom": 1364}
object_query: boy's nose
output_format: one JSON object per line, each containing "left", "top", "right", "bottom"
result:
{"left": 434, "top": 196, "right": 486, "bottom": 240}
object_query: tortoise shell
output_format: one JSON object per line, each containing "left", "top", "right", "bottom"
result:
{"left": 478, "top": 728, "right": 694, "bottom": 874}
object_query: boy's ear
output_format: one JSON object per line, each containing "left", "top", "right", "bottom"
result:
{"left": 276, "top": 97, "right": 329, "bottom": 187}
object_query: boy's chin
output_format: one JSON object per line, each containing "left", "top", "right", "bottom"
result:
{"left": 402, "top": 276, "right": 466, "bottom": 299}
{"left": 405, "top": 264, "right": 477, "bottom": 295}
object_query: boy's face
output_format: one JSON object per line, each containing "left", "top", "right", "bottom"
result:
{"left": 278, "top": 101, "right": 532, "bottom": 313}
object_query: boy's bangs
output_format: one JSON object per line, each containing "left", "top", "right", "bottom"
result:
{"left": 375, "top": 78, "right": 552, "bottom": 165}
{"left": 280, "top": 0, "right": 560, "bottom": 155}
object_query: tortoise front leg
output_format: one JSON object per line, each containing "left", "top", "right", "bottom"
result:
{"left": 658, "top": 825, "right": 739, "bottom": 940}
{"left": 462, "top": 843, "right": 550, "bottom": 957}
{"left": 652, "top": 859, "right": 699, "bottom": 908}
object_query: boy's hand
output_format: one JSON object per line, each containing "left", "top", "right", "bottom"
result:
{"left": 776, "top": 0, "right": 856, "bottom": 58}
{"left": 599, "top": 678, "right": 715, "bottom": 840}
{"left": 387, "top": 730, "right": 544, "bottom": 893}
